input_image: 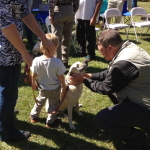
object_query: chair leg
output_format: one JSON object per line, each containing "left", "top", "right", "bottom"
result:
{"left": 146, "top": 27, "right": 150, "bottom": 34}
{"left": 124, "top": 28, "right": 128, "bottom": 39}
{"left": 127, "top": 26, "right": 131, "bottom": 38}
{"left": 133, "top": 26, "right": 139, "bottom": 42}
{"left": 140, "top": 27, "right": 144, "bottom": 36}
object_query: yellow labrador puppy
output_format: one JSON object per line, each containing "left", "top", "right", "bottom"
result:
{"left": 58, "top": 61, "right": 88, "bottom": 129}
{"left": 46, "top": 61, "right": 87, "bottom": 129}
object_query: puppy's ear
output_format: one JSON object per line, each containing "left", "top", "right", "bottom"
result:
{"left": 68, "top": 71, "right": 74, "bottom": 76}
{"left": 68, "top": 67, "right": 76, "bottom": 76}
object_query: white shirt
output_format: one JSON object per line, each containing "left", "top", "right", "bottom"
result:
{"left": 30, "top": 56, "right": 66, "bottom": 90}
{"left": 75, "top": 0, "right": 101, "bottom": 20}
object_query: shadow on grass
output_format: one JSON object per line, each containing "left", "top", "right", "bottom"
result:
{"left": 8, "top": 106, "right": 132, "bottom": 150}
{"left": 6, "top": 115, "right": 112, "bottom": 150}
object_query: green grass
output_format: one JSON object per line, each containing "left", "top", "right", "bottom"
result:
{"left": 1, "top": 1, "right": 150, "bottom": 150}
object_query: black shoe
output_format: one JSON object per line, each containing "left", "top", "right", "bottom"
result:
{"left": 14, "top": 110, "right": 19, "bottom": 115}
{"left": 29, "top": 115, "right": 38, "bottom": 123}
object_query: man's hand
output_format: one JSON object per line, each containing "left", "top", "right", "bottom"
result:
{"left": 66, "top": 74, "right": 85, "bottom": 85}
{"left": 41, "top": 38, "right": 56, "bottom": 57}
{"left": 90, "top": 17, "right": 96, "bottom": 26}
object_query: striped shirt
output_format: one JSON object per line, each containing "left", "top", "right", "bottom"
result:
{"left": 49, "top": 0, "right": 79, "bottom": 17}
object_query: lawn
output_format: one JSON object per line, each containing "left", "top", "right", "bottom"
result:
{"left": 0, "top": 1, "right": 150, "bottom": 150}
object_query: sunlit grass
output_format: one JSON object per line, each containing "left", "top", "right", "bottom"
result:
{"left": 0, "top": 1, "right": 150, "bottom": 150}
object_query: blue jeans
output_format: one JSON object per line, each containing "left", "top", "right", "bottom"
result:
{"left": 0, "top": 64, "right": 25, "bottom": 141}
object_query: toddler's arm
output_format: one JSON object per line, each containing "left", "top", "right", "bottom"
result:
{"left": 32, "top": 73, "right": 38, "bottom": 90}
{"left": 58, "top": 74, "right": 67, "bottom": 92}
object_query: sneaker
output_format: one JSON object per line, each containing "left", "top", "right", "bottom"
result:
{"left": 29, "top": 115, "right": 38, "bottom": 123}
{"left": 85, "top": 55, "right": 95, "bottom": 62}
{"left": 14, "top": 110, "right": 19, "bottom": 115}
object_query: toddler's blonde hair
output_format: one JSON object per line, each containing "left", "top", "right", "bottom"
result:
{"left": 40, "top": 33, "right": 59, "bottom": 54}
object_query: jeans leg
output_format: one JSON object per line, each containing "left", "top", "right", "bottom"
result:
{"left": 96, "top": 102, "right": 150, "bottom": 150}
{"left": 0, "top": 64, "right": 25, "bottom": 141}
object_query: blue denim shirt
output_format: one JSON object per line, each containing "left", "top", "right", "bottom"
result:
{"left": 0, "top": 0, "right": 30, "bottom": 66}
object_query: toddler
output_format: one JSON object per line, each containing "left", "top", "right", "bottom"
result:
{"left": 30, "top": 33, "right": 66, "bottom": 127}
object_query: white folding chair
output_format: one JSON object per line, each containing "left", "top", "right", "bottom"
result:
{"left": 45, "top": 16, "right": 51, "bottom": 33}
{"left": 128, "top": 7, "right": 150, "bottom": 42}
{"left": 104, "top": 8, "right": 129, "bottom": 39}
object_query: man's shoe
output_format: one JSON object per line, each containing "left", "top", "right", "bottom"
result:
{"left": 29, "top": 115, "right": 38, "bottom": 123}
{"left": 14, "top": 110, "right": 19, "bottom": 115}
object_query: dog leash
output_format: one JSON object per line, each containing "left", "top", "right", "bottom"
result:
{"left": 23, "top": 63, "right": 69, "bottom": 114}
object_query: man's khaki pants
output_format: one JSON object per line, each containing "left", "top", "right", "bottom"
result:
{"left": 107, "top": 0, "right": 124, "bottom": 23}
{"left": 51, "top": 5, "right": 74, "bottom": 63}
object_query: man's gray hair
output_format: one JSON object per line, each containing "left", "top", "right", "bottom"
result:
{"left": 97, "top": 29, "right": 123, "bottom": 48}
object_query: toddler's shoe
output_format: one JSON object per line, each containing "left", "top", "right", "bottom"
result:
{"left": 29, "top": 115, "right": 38, "bottom": 123}
{"left": 45, "top": 123, "right": 51, "bottom": 128}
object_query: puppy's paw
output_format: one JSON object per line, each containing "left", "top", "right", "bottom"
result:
{"left": 69, "top": 124, "right": 76, "bottom": 130}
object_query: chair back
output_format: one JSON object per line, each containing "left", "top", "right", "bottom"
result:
{"left": 130, "top": 7, "right": 149, "bottom": 22}
{"left": 131, "top": 7, "right": 147, "bottom": 16}
{"left": 45, "top": 16, "right": 51, "bottom": 33}
{"left": 105, "top": 8, "right": 121, "bottom": 18}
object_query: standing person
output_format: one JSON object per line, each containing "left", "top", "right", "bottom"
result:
{"left": 30, "top": 33, "right": 66, "bottom": 128}
{"left": 0, "top": 0, "right": 55, "bottom": 142}
{"left": 49, "top": 0, "right": 79, "bottom": 68}
{"left": 107, "top": 0, "right": 126, "bottom": 23}
{"left": 67, "top": 30, "right": 150, "bottom": 150}
{"left": 75, "top": 0, "right": 103, "bottom": 61}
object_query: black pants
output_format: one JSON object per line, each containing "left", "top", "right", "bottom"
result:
{"left": 76, "top": 19, "right": 96, "bottom": 57}
{"left": 96, "top": 96, "right": 150, "bottom": 150}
